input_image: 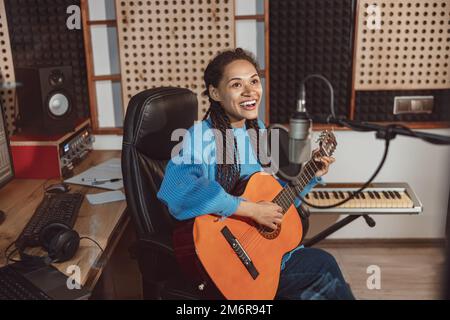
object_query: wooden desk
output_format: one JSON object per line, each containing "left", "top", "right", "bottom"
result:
{"left": 0, "top": 150, "right": 128, "bottom": 292}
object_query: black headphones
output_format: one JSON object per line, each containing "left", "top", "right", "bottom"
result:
{"left": 20, "top": 223, "right": 80, "bottom": 265}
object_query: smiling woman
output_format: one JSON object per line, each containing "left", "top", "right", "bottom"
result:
{"left": 201, "top": 49, "right": 267, "bottom": 193}
{"left": 207, "top": 58, "right": 262, "bottom": 126}
{"left": 157, "top": 48, "right": 351, "bottom": 300}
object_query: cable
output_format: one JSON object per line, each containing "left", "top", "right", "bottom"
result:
{"left": 287, "top": 74, "right": 394, "bottom": 209}
{"left": 7, "top": 248, "right": 20, "bottom": 264}
{"left": 42, "top": 180, "right": 54, "bottom": 193}
{"left": 297, "top": 135, "right": 391, "bottom": 209}
{"left": 79, "top": 236, "right": 104, "bottom": 253}
{"left": 4, "top": 236, "right": 104, "bottom": 267}
{"left": 299, "top": 74, "right": 335, "bottom": 118}
{"left": 4, "top": 241, "right": 20, "bottom": 265}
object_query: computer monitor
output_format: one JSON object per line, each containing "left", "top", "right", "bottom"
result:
{"left": 0, "top": 100, "right": 14, "bottom": 189}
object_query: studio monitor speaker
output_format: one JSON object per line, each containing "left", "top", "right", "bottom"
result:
{"left": 15, "top": 66, "right": 76, "bottom": 134}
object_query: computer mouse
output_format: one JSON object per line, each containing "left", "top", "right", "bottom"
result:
{"left": 0, "top": 210, "right": 5, "bottom": 225}
{"left": 45, "top": 183, "right": 70, "bottom": 194}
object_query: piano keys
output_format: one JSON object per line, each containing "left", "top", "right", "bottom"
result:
{"left": 304, "top": 182, "right": 423, "bottom": 214}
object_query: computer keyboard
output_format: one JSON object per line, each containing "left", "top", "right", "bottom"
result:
{"left": 15, "top": 193, "right": 84, "bottom": 248}
{"left": 0, "top": 265, "right": 52, "bottom": 300}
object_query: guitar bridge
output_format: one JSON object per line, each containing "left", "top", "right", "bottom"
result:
{"left": 221, "top": 226, "right": 259, "bottom": 280}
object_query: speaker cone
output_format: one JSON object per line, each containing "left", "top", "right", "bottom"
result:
{"left": 48, "top": 93, "right": 70, "bottom": 117}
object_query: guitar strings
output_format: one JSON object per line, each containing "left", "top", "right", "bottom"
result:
{"left": 237, "top": 153, "right": 326, "bottom": 251}
{"left": 239, "top": 156, "right": 321, "bottom": 248}
{"left": 236, "top": 134, "right": 334, "bottom": 246}
{"left": 244, "top": 160, "right": 322, "bottom": 251}
{"left": 243, "top": 165, "right": 319, "bottom": 252}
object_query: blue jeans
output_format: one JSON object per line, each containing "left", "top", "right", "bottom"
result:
{"left": 276, "top": 248, "right": 355, "bottom": 300}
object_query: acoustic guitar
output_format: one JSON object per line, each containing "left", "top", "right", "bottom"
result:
{"left": 173, "top": 130, "right": 337, "bottom": 299}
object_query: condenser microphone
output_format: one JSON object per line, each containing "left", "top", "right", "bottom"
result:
{"left": 288, "top": 82, "right": 312, "bottom": 164}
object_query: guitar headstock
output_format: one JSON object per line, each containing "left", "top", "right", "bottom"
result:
{"left": 316, "top": 130, "right": 337, "bottom": 157}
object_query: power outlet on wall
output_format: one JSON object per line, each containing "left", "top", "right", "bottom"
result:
{"left": 393, "top": 96, "right": 434, "bottom": 115}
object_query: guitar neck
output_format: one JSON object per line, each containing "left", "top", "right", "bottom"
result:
{"left": 273, "top": 148, "right": 328, "bottom": 213}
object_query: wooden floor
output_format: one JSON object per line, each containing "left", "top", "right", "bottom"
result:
{"left": 316, "top": 241, "right": 446, "bottom": 300}
{"left": 93, "top": 225, "right": 445, "bottom": 300}
{"left": 100, "top": 235, "right": 447, "bottom": 300}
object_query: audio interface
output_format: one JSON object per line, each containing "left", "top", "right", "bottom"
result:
{"left": 10, "top": 119, "right": 94, "bottom": 179}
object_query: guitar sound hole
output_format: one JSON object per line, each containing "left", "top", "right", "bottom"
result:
{"left": 259, "top": 225, "right": 281, "bottom": 239}
{"left": 261, "top": 226, "right": 275, "bottom": 233}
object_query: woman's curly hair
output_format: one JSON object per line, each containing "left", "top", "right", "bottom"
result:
{"left": 202, "top": 48, "right": 267, "bottom": 193}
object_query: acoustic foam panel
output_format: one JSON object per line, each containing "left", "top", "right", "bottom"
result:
{"left": 4, "top": 0, "right": 90, "bottom": 123}
{"left": 269, "top": 0, "right": 356, "bottom": 124}
{"left": 355, "top": 89, "right": 450, "bottom": 122}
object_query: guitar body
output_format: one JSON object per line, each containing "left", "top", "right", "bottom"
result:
{"left": 173, "top": 172, "right": 303, "bottom": 300}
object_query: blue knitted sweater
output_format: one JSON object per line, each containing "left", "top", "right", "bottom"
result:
{"left": 157, "top": 118, "right": 324, "bottom": 269}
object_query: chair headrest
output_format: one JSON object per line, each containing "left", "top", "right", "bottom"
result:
{"left": 123, "top": 87, "right": 198, "bottom": 160}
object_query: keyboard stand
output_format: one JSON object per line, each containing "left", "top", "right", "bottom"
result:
{"left": 303, "top": 213, "right": 376, "bottom": 247}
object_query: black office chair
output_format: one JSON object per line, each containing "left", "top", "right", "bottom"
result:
{"left": 121, "top": 87, "right": 205, "bottom": 299}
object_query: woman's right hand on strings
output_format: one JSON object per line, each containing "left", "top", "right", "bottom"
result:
{"left": 235, "top": 201, "right": 283, "bottom": 231}
{"left": 252, "top": 201, "right": 284, "bottom": 230}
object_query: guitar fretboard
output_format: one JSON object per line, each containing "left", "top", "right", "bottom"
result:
{"left": 273, "top": 148, "right": 329, "bottom": 213}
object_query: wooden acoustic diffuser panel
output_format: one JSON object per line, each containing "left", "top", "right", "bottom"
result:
{"left": 0, "top": 0, "right": 15, "bottom": 134}
{"left": 116, "top": 0, "right": 235, "bottom": 118}
{"left": 354, "top": 0, "right": 450, "bottom": 91}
